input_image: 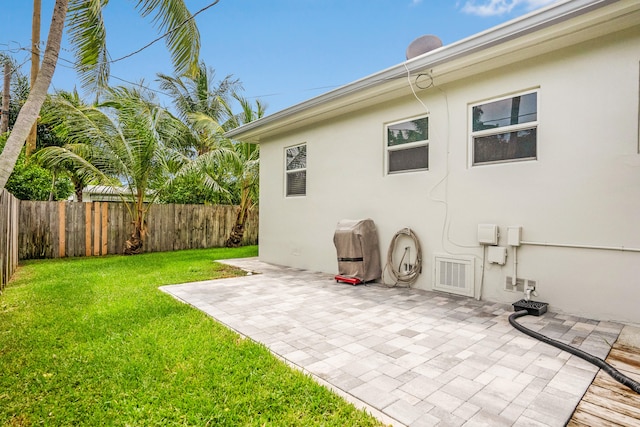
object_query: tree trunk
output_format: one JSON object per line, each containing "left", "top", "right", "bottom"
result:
{"left": 48, "top": 170, "right": 56, "bottom": 201}
{"left": 0, "top": 0, "right": 68, "bottom": 190}
{"left": 225, "top": 204, "right": 249, "bottom": 248}
{"left": 74, "top": 185, "right": 83, "bottom": 202}
{"left": 71, "top": 175, "right": 83, "bottom": 202}
{"left": 124, "top": 229, "right": 144, "bottom": 255}
{"left": 124, "top": 190, "right": 147, "bottom": 255}
{"left": 26, "top": 0, "right": 42, "bottom": 158}
{"left": 1, "top": 62, "right": 10, "bottom": 134}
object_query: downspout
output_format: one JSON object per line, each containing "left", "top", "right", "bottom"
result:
{"left": 512, "top": 245, "right": 518, "bottom": 288}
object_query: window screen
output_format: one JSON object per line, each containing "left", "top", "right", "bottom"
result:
{"left": 388, "top": 145, "right": 429, "bottom": 173}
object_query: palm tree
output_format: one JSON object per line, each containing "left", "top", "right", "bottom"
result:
{"left": 157, "top": 65, "right": 242, "bottom": 206}
{"left": 0, "top": 54, "right": 30, "bottom": 133}
{"left": 0, "top": 0, "right": 66, "bottom": 191}
{"left": 0, "top": 0, "right": 202, "bottom": 191}
{"left": 158, "top": 63, "right": 265, "bottom": 246}
{"left": 224, "top": 95, "right": 265, "bottom": 247}
{"left": 190, "top": 93, "right": 265, "bottom": 247}
{"left": 37, "top": 86, "right": 234, "bottom": 254}
{"left": 37, "top": 89, "right": 95, "bottom": 201}
{"left": 157, "top": 63, "right": 241, "bottom": 155}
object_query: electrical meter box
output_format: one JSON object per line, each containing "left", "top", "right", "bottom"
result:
{"left": 508, "top": 226, "right": 522, "bottom": 246}
{"left": 488, "top": 246, "right": 507, "bottom": 265}
{"left": 477, "top": 224, "right": 499, "bottom": 245}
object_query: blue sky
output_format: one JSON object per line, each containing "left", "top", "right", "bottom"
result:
{"left": 3, "top": 0, "right": 558, "bottom": 115}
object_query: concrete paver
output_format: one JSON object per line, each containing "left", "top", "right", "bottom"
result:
{"left": 160, "top": 258, "right": 624, "bottom": 427}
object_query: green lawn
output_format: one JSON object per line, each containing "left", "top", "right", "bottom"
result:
{"left": 0, "top": 247, "right": 382, "bottom": 426}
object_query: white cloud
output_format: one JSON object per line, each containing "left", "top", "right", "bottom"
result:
{"left": 461, "top": 0, "right": 558, "bottom": 16}
{"left": 410, "top": 0, "right": 423, "bottom": 6}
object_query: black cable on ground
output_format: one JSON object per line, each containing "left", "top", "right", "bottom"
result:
{"left": 509, "top": 310, "right": 640, "bottom": 394}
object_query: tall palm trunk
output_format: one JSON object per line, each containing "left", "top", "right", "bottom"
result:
{"left": 71, "top": 175, "right": 84, "bottom": 202}
{"left": 1, "top": 63, "right": 10, "bottom": 134}
{"left": 225, "top": 203, "right": 249, "bottom": 248}
{"left": 225, "top": 181, "right": 252, "bottom": 248}
{"left": 26, "top": 0, "right": 42, "bottom": 158}
{"left": 0, "top": 0, "right": 68, "bottom": 190}
{"left": 124, "top": 226, "right": 144, "bottom": 255}
{"left": 124, "top": 189, "right": 146, "bottom": 254}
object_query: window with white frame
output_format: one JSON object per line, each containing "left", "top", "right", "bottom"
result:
{"left": 471, "top": 91, "right": 538, "bottom": 166}
{"left": 386, "top": 116, "right": 429, "bottom": 174}
{"left": 285, "top": 144, "right": 306, "bottom": 197}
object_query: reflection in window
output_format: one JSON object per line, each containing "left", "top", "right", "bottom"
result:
{"left": 285, "top": 144, "right": 306, "bottom": 196}
{"left": 471, "top": 92, "right": 538, "bottom": 165}
{"left": 388, "top": 117, "right": 429, "bottom": 146}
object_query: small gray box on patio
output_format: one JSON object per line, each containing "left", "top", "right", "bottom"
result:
{"left": 333, "top": 219, "right": 382, "bottom": 283}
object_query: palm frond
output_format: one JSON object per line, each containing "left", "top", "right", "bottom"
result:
{"left": 188, "top": 111, "right": 225, "bottom": 136}
{"left": 34, "top": 145, "right": 109, "bottom": 185}
{"left": 67, "top": 0, "right": 109, "bottom": 93}
{"left": 134, "top": 0, "right": 200, "bottom": 77}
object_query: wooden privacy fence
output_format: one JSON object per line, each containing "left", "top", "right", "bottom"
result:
{"left": 18, "top": 201, "right": 258, "bottom": 260}
{"left": 1, "top": 190, "right": 20, "bottom": 290}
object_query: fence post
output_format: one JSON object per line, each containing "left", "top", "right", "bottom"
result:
{"left": 84, "top": 203, "right": 91, "bottom": 257}
{"left": 93, "top": 202, "right": 100, "bottom": 256}
{"left": 0, "top": 189, "right": 20, "bottom": 289}
{"left": 101, "top": 202, "right": 108, "bottom": 255}
{"left": 58, "top": 201, "right": 66, "bottom": 257}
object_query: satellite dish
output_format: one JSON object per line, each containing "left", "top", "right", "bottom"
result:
{"left": 406, "top": 35, "right": 443, "bottom": 60}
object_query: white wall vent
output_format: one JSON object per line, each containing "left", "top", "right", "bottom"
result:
{"left": 433, "top": 255, "right": 474, "bottom": 297}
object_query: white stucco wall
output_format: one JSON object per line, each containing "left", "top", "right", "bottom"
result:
{"left": 258, "top": 27, "right": 640, "bottom": 325}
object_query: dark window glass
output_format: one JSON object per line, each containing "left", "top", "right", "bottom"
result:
{"left": 473, "top": 93, "right": 537, "bottom": 132}
{"left": 473, "top": 128, "right": 537, "bottom": 164}
{"left": 388, "top": 145, "right": 429, "bottom": 173}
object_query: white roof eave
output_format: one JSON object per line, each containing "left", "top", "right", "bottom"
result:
{"left": 226, "top": 0, "right": 635, "bottom": 143}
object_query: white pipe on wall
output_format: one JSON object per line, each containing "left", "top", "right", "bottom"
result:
{"left": 512, "top": 245, "right": 518, "bottom": 287}
{"left": 520, "top": 241, "right": 640, "bottom": 253}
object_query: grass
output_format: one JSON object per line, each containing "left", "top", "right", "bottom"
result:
{"left": 0, "top": 247, "right": 382, "bottom": 426}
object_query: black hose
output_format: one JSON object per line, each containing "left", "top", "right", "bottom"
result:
{"left": 509, "top": 309, "right": 640, "bottom": 394}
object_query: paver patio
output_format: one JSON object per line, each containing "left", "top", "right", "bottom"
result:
{"left": 160, "top": 258, "right": 624, "bottom": 427}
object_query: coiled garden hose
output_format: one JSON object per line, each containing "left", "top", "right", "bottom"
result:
{"left": 509, "top": 310, "right": 640, "bottom": 394}
{"left": 383, "top": 228, "right": 422, "bottom": 287}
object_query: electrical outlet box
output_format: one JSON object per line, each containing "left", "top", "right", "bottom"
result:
{"left": 478, "top": 224, "right": 499, "bottom": 245}
{"left": 505, "top": 277, "right": 537, "bottom": 293}
{"left": 505, "top": 276, "right": 525, "bottom": 292}
{"left": 507, "top": 226, "right": 522, "bottom": 247}
{"left": 488, "top": 246, "right": 507, "bottom": 265}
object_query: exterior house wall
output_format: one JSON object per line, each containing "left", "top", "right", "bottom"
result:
{"left": 258, "top": 26, "right": 640, "bottom": 324}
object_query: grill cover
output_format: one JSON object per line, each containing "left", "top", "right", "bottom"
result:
{"left": 333, "top": 219, "right": 382, "bottom": 282}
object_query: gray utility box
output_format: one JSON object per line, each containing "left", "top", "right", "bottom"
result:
{"left": 333, "top": 219, "right": 382, "bottom": 283}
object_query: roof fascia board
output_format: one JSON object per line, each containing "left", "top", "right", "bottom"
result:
{"left": 225, "top": 0, "right": 621, "bottom": 142}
